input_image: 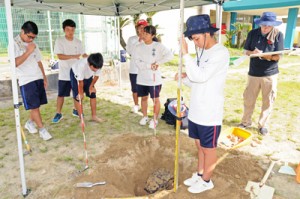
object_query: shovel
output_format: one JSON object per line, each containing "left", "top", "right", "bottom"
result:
{"left": 278, "top": 162, "right": 296, "bottom": 176}
{"left": 245, "top": 161, "right": 276, "bottom": 199}
{"left": 76, "top": 181, "right": 106, "bottom": 188}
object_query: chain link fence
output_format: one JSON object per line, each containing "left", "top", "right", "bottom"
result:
{"left": 0, "top": 7, "right": 119, "bottom": 60}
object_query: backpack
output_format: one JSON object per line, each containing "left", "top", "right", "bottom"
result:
{"left": 161, "top": 98, "right": 177, "bottom": 125}
{"left": 161, "top": 98, "right": 189, "bottom": 130}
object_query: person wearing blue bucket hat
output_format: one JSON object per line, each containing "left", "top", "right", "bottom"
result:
{"left": 238, "top": 12, "right": 284, "bottom": 136}
{"left": 254, "top": 12, "right": 282, "bottom": 27}
{"left": 176, "top": 14, "right": 229, "bottom": 194}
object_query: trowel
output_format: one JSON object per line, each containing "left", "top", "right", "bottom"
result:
{"left": 278, "top": 162, "right": 296, "bottom": 176}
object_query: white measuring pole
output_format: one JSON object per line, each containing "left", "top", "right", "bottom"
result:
{"left": 174, "top": 0, "right": 184, "bottom": 192}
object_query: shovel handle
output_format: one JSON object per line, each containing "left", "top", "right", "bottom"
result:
{"left": 93, "top": 182, "right": 106, "bottom": 186}
{"left": 259, "top": 161, "right": 276, "bottom": 187}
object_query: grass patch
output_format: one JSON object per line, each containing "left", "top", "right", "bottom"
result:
{"left": 39, "top": 146, "right": 48, "bottom": 153}
{"left": 0, "top": 141, "right": 5, "bottom": 149}
{"left": 56, "top": 156, "right": 73, "bottom": 162}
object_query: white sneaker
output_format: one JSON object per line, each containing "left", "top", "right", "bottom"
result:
{"left": 139, "top": 117, "right": 149, "bottom": 125}
{"left": 39, "top": 128, "right": 52, "bottom": 141}
{"left": 188, "top": 179, "right": 214, "bottom": 194}
{"left": 148, "top": 119, "right": 158, "bottom": 129}
{"left": 184, "top": 172, "right": 202, "bottom": 186}
{"left": 25, "top": 120, "right": 37, "bottom": 134}
{"left": 131, "top": 105, "right": 139, "bottom": 113}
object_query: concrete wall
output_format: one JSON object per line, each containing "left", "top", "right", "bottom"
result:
{"left": 0, "top": 72, "right": 59, "bottom": 98}
{"left": 0, "top": 62, "right": 130, "bottom": 98}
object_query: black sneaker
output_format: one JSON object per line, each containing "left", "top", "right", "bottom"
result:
{"left": 259, "top": 128, "right": 268, "bottom": 136}
{"left": 52, "top": 113, "right": 63, "bottom": 123}
{"left": 72, "top": 109, "right": 79, "bottom": 117}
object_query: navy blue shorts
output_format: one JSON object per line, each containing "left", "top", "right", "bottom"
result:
{"left": 70, "top": 69, "right": 96, "bottom": 100}
{"left": 188, "top": 120, "right": 221, "bottom": 148}
{"left": 20, "top": 79, "right": 47, "bottom": 110}
{"left": 129, "top": 73, "right": 138, "bottom": 93}
{"left": 58, "top": 80, "right": 72, "bottom": 97}
{"left": 137, "top": 84, "right": 161, "bottom": 98}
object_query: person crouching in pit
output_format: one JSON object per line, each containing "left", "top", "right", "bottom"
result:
{"left": 70, "top": 53, "right": 105, "bottom": 123}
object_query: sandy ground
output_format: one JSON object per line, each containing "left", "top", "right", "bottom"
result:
{"left": 0, "top": 63, "right": 299, "bottom": 199}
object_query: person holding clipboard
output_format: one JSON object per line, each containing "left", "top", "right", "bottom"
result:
{"left": 238, "top": 12, "right": 284, "bottom": 136}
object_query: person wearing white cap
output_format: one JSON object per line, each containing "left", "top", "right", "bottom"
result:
{"left": 178, "top": 14, "right": 229, "bottom": 194}
{"left": 127, "top": 19, "right": 148, "bottom": 113}
{"left": 238, "top": 12, "right": 284, "bottom": 136}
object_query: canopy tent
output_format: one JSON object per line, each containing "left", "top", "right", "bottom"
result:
{"left": 2, "top": 0, "right": 225, "bottom": 196}
{"left": 6, "top": 0, "right": 212, "bottom": 16}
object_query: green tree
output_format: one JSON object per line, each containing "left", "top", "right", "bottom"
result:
{"left": 146, "top": 11, "right": 156, "bottom": 25}
{"left": 145, "top": 12, "right": 163, "bottom": 42}
{"left": 224, "top": 29, "right": 236, "bottom": 48}
{"left": 119, "top": 16, "right": 132, "bottom": 50}
{"left": 233, "top": 22, "right": 252, "bottom": 48}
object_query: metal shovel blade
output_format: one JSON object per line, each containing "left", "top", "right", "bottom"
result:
{"left": 76, "top": 181, "right": 106, "bottom": 188}
{"left": 278, "top": 162, "right": 296, "bottom": 176}
{"left": 245, "top": 161, "right": 276, "bottom": 199}
{"left": 245, "top": 181, "right": 275, "bottom": 199}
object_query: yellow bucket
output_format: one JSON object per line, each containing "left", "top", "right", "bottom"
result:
{"left": 218, "top": 127, "right": 253, "bottom": 150}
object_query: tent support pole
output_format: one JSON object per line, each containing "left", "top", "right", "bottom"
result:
{"left": 216, "top": 0, "right": 224, "bottom": 43}
{"left": 4, "top": 0, "right": 29, "bottom": 196}
{"left": 47, "top": 11, "right": 54, "bottom": 60}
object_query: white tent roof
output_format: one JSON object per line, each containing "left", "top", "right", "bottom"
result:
{"left": 5, "top": 0, "right": 213, "bottom": 16}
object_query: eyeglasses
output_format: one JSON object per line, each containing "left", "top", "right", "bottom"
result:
{"left": 26, "top": 33, "right": 36, "bottom": 40}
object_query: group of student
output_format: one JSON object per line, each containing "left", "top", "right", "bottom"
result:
{"left": 15, "top": 12, "right": 283, "bottom": 194}
{"left": 126, "top": 12, "right": 283, "bottom": 194}
{"left": 15, "top": 19, "right": 104, "bottom": 141}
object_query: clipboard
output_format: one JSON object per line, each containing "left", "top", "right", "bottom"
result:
{"left": 250, "top": 49, "right": 293, "bottom": 58}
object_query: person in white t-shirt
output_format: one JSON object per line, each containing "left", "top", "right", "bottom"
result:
{"left": 70, "top": 53, "right": 104, "bottom": 123}
{"left": 14, "top": 21, "right": 52, "bottom": 141}
{"left": 176, "top": 15, "right": 229, "bottom": 194}
{"left": 133, "top": 25, "right": 173, "bottom": 129}
{"left": 52, "top": 19, "right": 87, "bottom": 123}
{"left": 127, "top": 19, "right": 148, "bottom": 113}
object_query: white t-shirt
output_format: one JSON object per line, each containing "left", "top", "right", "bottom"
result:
{"left": 183, "top": 43, "right": 229, "bottom": 126}
{"left": 133, "top": 42, "right": 173, "bottom": 86}
{"left": 14, "top": 35, "right": 43, "bottom": 86}
{"left": 71, "top": 58, "right": 101, "bottom": 80}
{"left": 54, "top": 36, "right": 85, "bottom": 81}
{"left": 127, "top": 35, "right": 143, "bottom": 74}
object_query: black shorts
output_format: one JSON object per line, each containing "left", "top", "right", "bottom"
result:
{"left": 188, "top": 120, "right": 221, "bottom": 148}
{"left": 58, "top": 80, "right": 72, "bottom": 97}
{"left": 20, "top": 79, "right": 47, "bottom": 110}
{"left": 137, "top": 84, "right": 162, "bottom": 98}
{"left": 129, "top": 73, "right": 138, "bottom": 93}
{"left": 70, "top": 69, "right": 96, "bottom": 100}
